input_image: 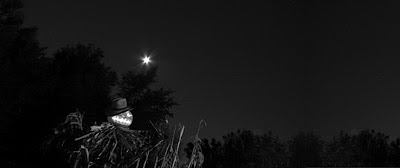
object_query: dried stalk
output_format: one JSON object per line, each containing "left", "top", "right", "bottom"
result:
{"left": 45, "top": 111, "right": 205, "bottom": 168}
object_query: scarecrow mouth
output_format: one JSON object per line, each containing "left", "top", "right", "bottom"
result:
{"left": 111, "top": 116, "right": 132, "bottom": 126}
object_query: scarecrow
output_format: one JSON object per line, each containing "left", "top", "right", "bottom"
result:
{"left": 44, "top": 98, "right": 161, "bottom": 168}
{"left": 43, "top": 98, "right": 203, "bottom": 168}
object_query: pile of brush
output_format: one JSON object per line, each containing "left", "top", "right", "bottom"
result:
{"left": 42, "top": 111, "right": 204, "bottom": 168}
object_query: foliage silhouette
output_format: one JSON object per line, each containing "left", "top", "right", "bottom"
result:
{"left": 0, "top": 0, "right": 50, "bottom": 167}
{"left": 184, "top": 138, "right": 223, "bottom": 168}
{"left": 288, "top": 131, "right": 324, "bottom": 168}
{"left": 51, "top": 43, "right": 118, "bottom": 123}
{"left": 323, "top": 129, "right": 390, "bottom": 167}
{"left": 117, "top": 67, "right": 178, "bottom": 131}
{"left": 185, "top": 130, "right": 288, "bottom": 168}
{"left": 388, "top": 137, "right": 400, "bottom": 166}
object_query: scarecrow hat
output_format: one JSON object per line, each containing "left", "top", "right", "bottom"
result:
{"left": 105, "top": 98, "right": 132, "bottom": 116}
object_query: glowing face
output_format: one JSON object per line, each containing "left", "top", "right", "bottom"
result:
{"left": 107, "top": 111, "right": 133, "bottom": 127}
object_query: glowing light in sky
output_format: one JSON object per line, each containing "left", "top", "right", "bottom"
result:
{"left": 143, "top": 56, "right": 151, "bottom": 64}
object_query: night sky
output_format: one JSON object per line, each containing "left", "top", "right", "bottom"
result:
{"left": 22, "top": 0, "right": 400, "bottom": 140}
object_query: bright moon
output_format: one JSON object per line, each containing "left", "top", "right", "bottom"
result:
{"left": 143, "top": 56, "right": 150, "bottom": 64}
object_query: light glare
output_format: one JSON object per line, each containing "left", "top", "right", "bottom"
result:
{"left": 143, "top": 56, "right": 150, "bottom": 64}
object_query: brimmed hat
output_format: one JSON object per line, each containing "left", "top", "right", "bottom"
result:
{"left": 105, "top": 98, "right": 132, "bottom": 116}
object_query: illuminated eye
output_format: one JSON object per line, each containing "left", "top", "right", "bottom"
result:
{"left": 126, "top": 112, "right": 132, "bottom": 117}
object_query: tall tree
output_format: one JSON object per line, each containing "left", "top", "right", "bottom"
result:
{"left": 222, "top": 130, "right": 257, "bottom": 168}
{"left": 51, "top": 43, "right": 117, "bottom": 123}
{"left": 254, "top": 131, "right": 288, "bottom": 168}
{"left": 388, "top": 138, "right": 400, "bottom": 166}
{"left": 222, "top": 130, "right": 288, "bottom": 168}
{"left": 288, "top": 131, "right": 324, "bottom": 168}
{"left": 117, "top": 67, "right": 177, "bottom": 131}
{"left": 322, "top": 131, "right": 353, "bottom": 166}
{"left": 0, "top": 0, "right": 48, "bottom": 115}
{"left": 184, "top": 138, "right": 224, "bottom": 168}
{"left": 186, "top": 130, "right": 289, "bottom": 168}
{"left": 323, "top": 129, "right": 390, "bottom": 167}
{"left": 354, "top": 129, "right": 389, "bottom": 166}
{"left": 0, "top": 0, "right": 51, "bottom": 167}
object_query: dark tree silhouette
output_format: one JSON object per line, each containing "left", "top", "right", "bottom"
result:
{"left": 0, "top": 0, "right": 51, "bottom": 167}
{"left": 117, "top": 67, "right": 178, "bottom": 131}
{"left": 388, "top": 137, "right": 400, "bottom": 166}
{"left": 185, "top": 130, "right": 288, "bottom": 168}
{"left": 222, "top": 130, "right": 257, "bottom": 168}
{"left": 223, "top": 130, "right": 289, "bottom": 168}
{"left": 184, "top": 129, "right": 400, "bottom": 168}
{"left": 254, "top": 131, "right": 288, "bottom": 168}
{"left": 288, "top": 131, "right": 324, "bottom": 168}
{"left": 184, "top": 138, "right": 224, "bottom": 168}
{"left": 0, "top": 0, "right": 48, "bottom": 118}
{"left": 51, "top": 43, "right": 118, "bottom": 123}
{"left": 32, "top": 44, "right": 118, "bottom": 167}
{"left": 322, "top": 131, "right": 353, "bottom": 166}
{"left": 323, "top": 129, "right": 390, "bottom": 167}
{"left": 354, "top": 130, "right": 389, "bottom": 166}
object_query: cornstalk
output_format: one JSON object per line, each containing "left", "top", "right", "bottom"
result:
{"left": 142, "top": 150, "right": 150, "bottom": 168}
{"left": 136, "top": 158, "right": 140, "bottom": 168}
{"left": 171, "top": 126, "right": 184, "bottom": 168}
{"left": 154, "top": 156, "right": 158, "bottom": 168}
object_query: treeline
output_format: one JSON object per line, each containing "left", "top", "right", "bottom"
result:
{"left": 0, "top": 1, "right": 177, "bottom": 167}
{"left": 185, "top": 129, "right": 400, "bottom": 168}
